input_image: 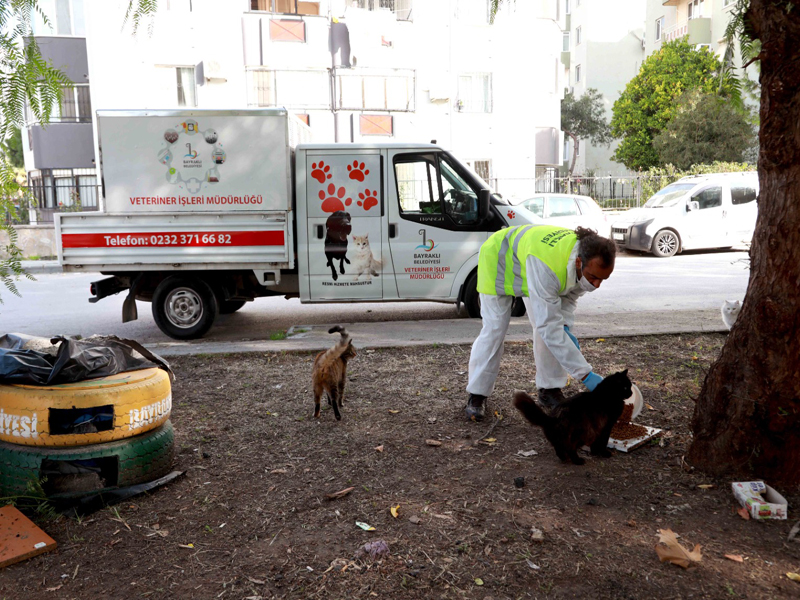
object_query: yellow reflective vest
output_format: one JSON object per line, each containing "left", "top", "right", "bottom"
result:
{"left": 477, "top": 225, "right": 578, "bottom": 296}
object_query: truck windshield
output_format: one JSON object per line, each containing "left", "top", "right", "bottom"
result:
{"left": 644, "top": 183, "right": 696, "bottom": 208}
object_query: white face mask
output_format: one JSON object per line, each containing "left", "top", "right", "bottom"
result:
{"left": 578, "top": 274, "right": 597, "bottom": 293}
{"left": 577, "top": 259, "right": 598, "bottom": 293}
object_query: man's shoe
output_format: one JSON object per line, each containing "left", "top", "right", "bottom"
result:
{"left": 537, "top": 388, "right": 566, "bottom": 411}
{"left": 465, "top": 394, "right": 487, "bottom": 421}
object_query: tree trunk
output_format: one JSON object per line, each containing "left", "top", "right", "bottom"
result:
{"left": 688, "top": 2, "right": 800, "bottom": 487}
{"left": 567, "top": 131, "right": 578, "bottom": 177}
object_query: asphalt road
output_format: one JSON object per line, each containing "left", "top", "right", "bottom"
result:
{"left": 0, "top": 249, "right": 749, "bottom": 352}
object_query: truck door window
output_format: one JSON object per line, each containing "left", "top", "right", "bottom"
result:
{"left": 394, "top": 153, "right": 481, "bottom": 227}
{"left": 731, "top": 184, "right": 757, "bottom": 205}
{"left": 693, "top": 186, "right": 722, "bottom": 209}
{"left": 395, "top": 158, "right": 440, "bottom": 214}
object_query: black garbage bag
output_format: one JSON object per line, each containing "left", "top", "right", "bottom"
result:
{"left": 0, "top": 333, "right": 173, "bottom": 385}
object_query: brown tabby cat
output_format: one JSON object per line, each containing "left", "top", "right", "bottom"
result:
{"left": 312, "top": 326, "right": 357, "bottom": 421}
{"left": 512, "top": 370, "right": 631, "bottom": 465}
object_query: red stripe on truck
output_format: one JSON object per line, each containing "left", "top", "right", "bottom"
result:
{"left": 61, "top": 231, "right": 285, "bottom": 248}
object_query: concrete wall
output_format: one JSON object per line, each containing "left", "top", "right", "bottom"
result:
{"left": 0, "top": 226, "right": 57, "bottom": 259}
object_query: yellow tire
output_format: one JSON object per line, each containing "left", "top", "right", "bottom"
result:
{"left": 0, "top": 368, "right": 172, "bottom": 447}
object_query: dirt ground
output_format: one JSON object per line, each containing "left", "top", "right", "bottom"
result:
{"left": 2, "top": 332, "right": 800, "bottom": 600}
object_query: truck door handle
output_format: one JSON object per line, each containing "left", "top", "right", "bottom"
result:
{"left": 316, "top": 224, "right": 324, "bottom": 239}
{"left": 389, "top": 223, "right": 397, "bottom": 238}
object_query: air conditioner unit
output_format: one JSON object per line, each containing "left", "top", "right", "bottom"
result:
{"left": 202, "top": 60, "right": 227, "bottom": 82}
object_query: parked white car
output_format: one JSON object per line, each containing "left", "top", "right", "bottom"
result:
{"left": 611, "top": 172, "right": 758, "bottom": 257}
{"left": 511, "top": 193, "right": 611, "bottom": 238}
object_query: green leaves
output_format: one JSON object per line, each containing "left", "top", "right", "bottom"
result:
{"left": 652, "top": 89, "right": 756, "bottom": 169}
{"left": 610, "top": 39, "right": 740, "bottom": 171}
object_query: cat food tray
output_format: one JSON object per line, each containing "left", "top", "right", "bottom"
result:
{"left": 608, "top": 425, "right": 662, "bottom": 453}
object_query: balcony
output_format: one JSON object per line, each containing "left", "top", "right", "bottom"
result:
{"left": 662, "top": 17, "right": 711, "bottom": 45}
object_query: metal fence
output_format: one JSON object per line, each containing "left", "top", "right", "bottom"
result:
{"left": 3, "top": 183, "right": 101, "bottom": 226}
{"left": 494, "top": 175, "right": 648, "bottom": 212}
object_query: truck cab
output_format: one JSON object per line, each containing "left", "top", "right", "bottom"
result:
{"left": 296, "top": 143, "right": 517, "bottom": 307}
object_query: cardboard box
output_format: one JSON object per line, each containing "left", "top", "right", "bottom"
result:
{"left": 731, "top": 481, "right": 788, "bottom": 520}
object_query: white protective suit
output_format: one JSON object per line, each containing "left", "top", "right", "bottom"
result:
{"left": 466, "top": 242, "right": 593, "bottom": 396}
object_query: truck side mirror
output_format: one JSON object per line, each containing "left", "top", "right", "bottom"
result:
{"left": 478, "top": 189, "right": 491, "bottom": 219}
{"left": 687, "top": 200, "right": 699, "bottom": 212}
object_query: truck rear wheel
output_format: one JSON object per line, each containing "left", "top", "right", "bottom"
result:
{"left": 152, "top": 276, "right": 218, "bottom": 340}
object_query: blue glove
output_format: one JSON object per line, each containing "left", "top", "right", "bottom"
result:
{"left": 564, "top": 325, "right": 580, "bottom": 349}
{"left": 583, "top": 372, "right": 602, "bottom": 391}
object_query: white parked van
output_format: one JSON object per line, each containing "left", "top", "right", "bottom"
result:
{"left": 610, "top": 172, "right": 758, "bottom": 257}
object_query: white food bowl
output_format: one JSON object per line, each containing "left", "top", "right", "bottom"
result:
{"left": 626, "top": 384, "right": 643, "bottom": 421}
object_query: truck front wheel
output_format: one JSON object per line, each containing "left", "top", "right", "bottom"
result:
{"left": 152, "top": 276, "right": 218, "bottom": 340}
{"left": 463, "top": 272, "right": 481, "bottom": 318}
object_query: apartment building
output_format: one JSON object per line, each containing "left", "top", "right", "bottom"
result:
{"left": 646, "top": 0, "right": 732, "bottom": 57}
{"left": 21, "top": 0, "right": 98, "bottom": 221}
{"left": 22, "top": 0, "right": 567, "bottom": 210}
{"left": 560, "top": 0, "right": 645, "bottom": 176}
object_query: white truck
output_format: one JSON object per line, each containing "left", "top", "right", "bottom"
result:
{"left": 56, "top": 109, "right": 541, "bottom": 339}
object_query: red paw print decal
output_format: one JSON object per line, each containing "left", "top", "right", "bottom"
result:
{"left": 357, "top": 189, "right": 379, "bottom": 211}
{"left": 507, "top": 210, "right": 516, "bottom": 219}
{"left": 347, "top": 160, "right": 370, "bottom": 182}
{"left": 319, "top": 183, "right": 352, "bottom": 212}
{"left": 310, "top": 161, "right": 332, "bottom": 184}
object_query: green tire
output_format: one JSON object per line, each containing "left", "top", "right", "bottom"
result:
{"left": 0, "top": 421, "right": 175, "bottom": 497}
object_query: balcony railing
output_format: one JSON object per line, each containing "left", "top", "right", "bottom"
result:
{"left": 661, "top": 17, "right": 711, "bottom": 45}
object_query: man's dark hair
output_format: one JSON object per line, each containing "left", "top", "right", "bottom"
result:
{"left": 575, "top": 226, "right": 616, "bottom": 268}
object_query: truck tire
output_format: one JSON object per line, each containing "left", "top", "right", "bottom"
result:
{"left": 219, "top": 300, "right": 247, "bottom": 314}
{"left": 152, "top": 276, "right": 218, "bottom": 339}
{"left": 0, "top": 368, "right": 171, "bottom": 447}
{"left": 463, "top": 271, "right": 481, "bottom": 318}
{"left": 651, "top": 229, "right": 680, "bottom": 258}
{"left": 0, "top": 421, "right": 175, "bottom": 498}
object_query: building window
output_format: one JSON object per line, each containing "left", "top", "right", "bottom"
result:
{"left": 346, "top": 0, "right": 413, "bottom": 20}
{"left": 250, "top": 0, "right": 321, "bottom": 15}
{"left": 176, "top": 67, "right": 197, "bottom": 107}
{"left": 31, "top": 0, "right": 86, "bottom": 36}
{"left": 655, "top": 17, "right": 664, "bottom": 42}
{"left": 360, "top": 114, "right": 393, "bottom": 136}
{"left": 576, "top": 26, "right": 581, "bottom": 45}
{"left": 247, "top": 69, "right": 330, "bottom": 109}
{"left": 335, "top": 70, "right": 415, "bottom": 111}
{"left": 457, "top": 73, "right": 492, "bottom": 113}
{"left": 466, "top": 159, "right": 492, "bottom": 185}
{"left": 565, "top": 0, "right": 570, "bottom": 14}
{"left": 563, "top": 138, "right": 569, "bottom": 161}
{"left": 688, "top": 0, "right": 703, "bottom": 19}
{"left": 575, "top": 139, "right": 580, "bottom": 156}
{"left": 575, "top": 64, "right": 581, "bottom": 83}
{"left": 57, "top": 85, "right": 92, "bottom": 123}
{"left": 562, "top": 31, "right": 570, "bottom": 51}
{"left": 269, "top": 19, "right": 306, "bottom": 41}
{"left": 457, "top": 0, "right": 491, "bottom": 24}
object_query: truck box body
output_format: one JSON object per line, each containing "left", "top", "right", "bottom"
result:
{"left": 57, "top": 109, "right": 307, "bottom": 272}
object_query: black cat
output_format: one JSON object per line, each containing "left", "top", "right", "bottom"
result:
{"left": 512, "top": 370, "right": 632, "bottom": 465}
{"left": 324, "top": 211, "right": 351, "bottom": 281}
